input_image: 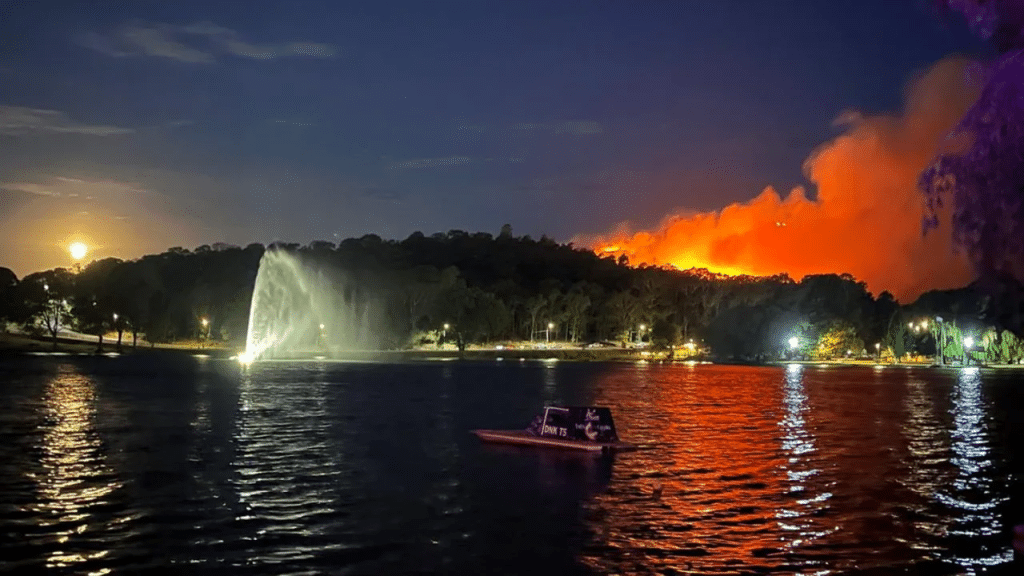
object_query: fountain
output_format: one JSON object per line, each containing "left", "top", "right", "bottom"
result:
{"left": 241, "top": 250, "right": 382, "bottom": 361}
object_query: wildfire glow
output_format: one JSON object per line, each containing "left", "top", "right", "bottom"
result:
{"left": 580, "top": 57, "right": 982, "bottom": 301}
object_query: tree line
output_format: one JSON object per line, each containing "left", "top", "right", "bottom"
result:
{"left": 1, "top": 228, "right": 1021, "bottom": 363}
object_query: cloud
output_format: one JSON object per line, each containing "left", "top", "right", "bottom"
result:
{"left": 78, "top": 21, "right": 337, "bottom": 63}
{"left": 0, "top": 181, "right": 63, "bottom": 197}
{"left": 123, "top": 25, "right": 214, "bottom": 62}
{"left": 0, "top": 106, "right": 133, "bottom": 136}
{"left": 389, "top": 156, "right": 473, "bottom": 170}
{"left": 1, "top": 176, "right": 153, "bottom": 199}
{"left": 510, "top": 120, "right": 604, "bottom": 135}
{"left": 579, "top": 57, "right": 982, "bottom": 302}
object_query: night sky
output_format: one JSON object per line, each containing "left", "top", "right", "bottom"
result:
{"left": 0, "top": 1, "right": 990, "bottom": 294}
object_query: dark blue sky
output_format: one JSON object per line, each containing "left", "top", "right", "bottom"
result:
{"left": 0, "top": 0, "right": 988, "bottom": 275}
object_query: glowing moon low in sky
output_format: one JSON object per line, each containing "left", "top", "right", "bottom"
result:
{"left": 69, "top": 242, "right": 88, "bottom": 261}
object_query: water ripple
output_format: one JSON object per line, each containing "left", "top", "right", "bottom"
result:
{"left": 0, "top": 358, "right": 1020, "bottom": 574}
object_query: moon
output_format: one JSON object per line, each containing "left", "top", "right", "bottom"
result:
{"left": 69, "top": 242, "right": 88, "bottom": 261}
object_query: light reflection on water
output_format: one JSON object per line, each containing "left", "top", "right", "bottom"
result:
{"left": 230, "top": 364, "right": 348, "bottom": 569}
{"left": 30, "top": 364, "right": 122, "bottom": 573}
{"left": 776, "top": 364, "right": 834, "bottom": 568}
{"left": 939, "top": 368, "right": 1013, "bottom": 573}
{"left": 577, "top": 364, "right": 1019, "bottom": 575}
{"left": 0, "top": 358, "right": 1021, "bottom": 575}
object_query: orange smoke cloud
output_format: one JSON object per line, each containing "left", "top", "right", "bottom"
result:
{"left": 580, "top": 57, "right": 982, "bottom": 302}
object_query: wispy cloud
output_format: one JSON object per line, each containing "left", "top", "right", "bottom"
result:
{"left": 184, "top": 22, "right": 336, "bottom": 59}
{"left": 0, "top": 176, "right": 153, "bottom": 198}
{"left": 390, "top": 156, "right": 473, "bottom": 170}
{"left": 78, "top": 21, "right": 337, "bottom": 63}
{"left": 0, "top": 181, "right": 63, "bottom": 197}
{"left": 0, "top": 106, "right": 133, "bottom": 136}
{"left": 510, "top": 120, "right": 604, "bottom": 136}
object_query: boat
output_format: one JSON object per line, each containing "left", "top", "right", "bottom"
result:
{"left": 472, "top": 406, "right": 636, "bottom": 452}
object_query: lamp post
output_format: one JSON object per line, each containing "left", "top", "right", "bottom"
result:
{"left": 875, "top": 342, "right": 881, "bottom": 362}
{"left": 547, "top": 322, "right": 554, "bottom": 345}
{"left": 964, "top": 336, "right": 973, "bottom": 366}
{"left": 113, "top": 313, "right": 125, "bottom": 352}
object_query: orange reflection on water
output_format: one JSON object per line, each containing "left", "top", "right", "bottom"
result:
{"left": 28, "top": 365, "right": 121, "bottom": 573}
{"left": 579, "top": 364, "right": 836, "bottom": 574}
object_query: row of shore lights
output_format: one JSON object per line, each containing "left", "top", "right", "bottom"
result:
{"left": 43, "top": 282, "right": 215, "bottom": 333}
{"left": 787, "top": 318, "right": 975, "bottom": 355}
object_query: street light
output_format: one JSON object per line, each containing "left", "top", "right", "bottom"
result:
{"left": 788, "top": 336, "right": 799, "bottom": 349}
{"left": 875, "top": 342, "right": 881, "bottom": 361}
{"left": 547, "top": 322, "right": 554, "bottom": 345}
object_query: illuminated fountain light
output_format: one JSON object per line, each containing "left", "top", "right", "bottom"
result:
{"left": 243, "top": 250, "right": 383, "bottom": 361}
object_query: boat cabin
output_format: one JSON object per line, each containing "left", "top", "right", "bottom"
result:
{"left": 528, "top": 406, "right": 620, "bottom": 443}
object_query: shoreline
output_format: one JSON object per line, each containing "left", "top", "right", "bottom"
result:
{"left": 3, "top": 332, "right": 1021, "bottom": 368}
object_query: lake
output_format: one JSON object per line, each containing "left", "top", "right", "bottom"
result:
{"left": 1, "top": 355, "right": 1022, "bottom": 574}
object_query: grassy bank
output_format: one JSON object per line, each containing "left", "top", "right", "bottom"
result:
{"left": 0, "top": 332, "right": 236, "bottom": 358}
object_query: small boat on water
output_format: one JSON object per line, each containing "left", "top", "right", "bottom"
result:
{"left": 472, "top": 406, "right": 636, "bottom": 452}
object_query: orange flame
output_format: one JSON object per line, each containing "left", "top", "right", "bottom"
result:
{"left": 581, "top": 57, "right": 981, "bottom": 301}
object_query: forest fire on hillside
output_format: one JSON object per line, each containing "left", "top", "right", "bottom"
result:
{"left": 583, "top": 57, "right": 982, "bottom": 302}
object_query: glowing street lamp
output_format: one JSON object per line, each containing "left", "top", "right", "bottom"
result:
{"left": 547, "top": 322, "right": 554, "bottom": 344}
{"left": 875, "top": 342, "right": 881, "bottom": 361}
{"left": 788, "top": 336, "right": 799, "bottom": 349}
{"left": 197, "top": 317, "right": 209, "bottom": 347}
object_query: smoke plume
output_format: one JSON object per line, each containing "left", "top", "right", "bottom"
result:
{"left": 581, "top": 57, "right": 982, "bottom": 302}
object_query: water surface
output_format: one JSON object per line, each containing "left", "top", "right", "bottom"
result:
{"left": 1, "top": 355, "right": 1022, "bottom": 574}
